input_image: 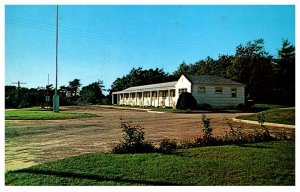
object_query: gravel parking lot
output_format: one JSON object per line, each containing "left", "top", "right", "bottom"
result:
{"left": 5, "top": 105, "right": 292, "bottom": 171}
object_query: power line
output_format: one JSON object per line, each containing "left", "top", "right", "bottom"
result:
{"left": 5, "top": 15, "right": 205, "bottom": 50}
{"left": 11, "top": 81, "right": 27, "bottom": 102}
{"left": 11, "top": 81, "right": 27, "bottom": 88}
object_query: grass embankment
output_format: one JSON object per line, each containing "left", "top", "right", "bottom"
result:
{"left": 236, "top": 108, "right": 295, "bottom": 125}
{"left": 5, "top": 140, "right": 295, "bottom": 186}
{"left": 5, "top": 107, "right": 97, "bottom": 120}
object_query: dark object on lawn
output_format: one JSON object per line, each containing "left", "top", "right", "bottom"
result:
{"left": 176, "top": 92, "right": 197, "bottom": 110}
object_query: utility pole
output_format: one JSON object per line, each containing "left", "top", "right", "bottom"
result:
{"left": 45, "top": 74, "right": 50, "bottom": 108}
{"left": 53, "top": 5, "right": 59, "bottom": 112}
{"left": 11, "top": 81, "right": 26, "bottom": 103}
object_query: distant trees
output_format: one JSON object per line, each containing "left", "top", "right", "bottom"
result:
{"left": 5, "top": 85, "right": 54, "bottom": 108}
{"left": 110, "top": 67, "right": 177, "bottom": 94}
{"left": 231, "top": 39, "right": 274, "bottom": 102}
{"left": 5, "top": 86, "right": 19, "bottom": 108}
{"left": 79, "top": 81, "right": 105, "bottom": 104}
{"left": 272, "top": 40, "right": 295, "bottom": 105}
{"left": 5, "top": 78, "right": 107, "bottom": 108}
{"left": 173, "top": 62, "right": 190, "bottom": 78}
{"left": 58, "top": 79, "right": 107, "bottom": 105}
{"left": 171, "top": 39, "right": 295, "bottom": 105}
{"left": 68, "top": 79, "right": 81, "bottom": 97}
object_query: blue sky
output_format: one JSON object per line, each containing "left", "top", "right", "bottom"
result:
{"left": 5, "top": 5, "right": 295, "bottom": 94}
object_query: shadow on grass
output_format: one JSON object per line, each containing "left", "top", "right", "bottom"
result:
{"left": 12, "top": 169, "right": 179, "bottom": 186}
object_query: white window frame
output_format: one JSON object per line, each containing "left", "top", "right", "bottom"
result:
{"left": 231, "top": 88, "right": 237, "bottom": 98}
{"left": 179, "top": 88, "right": 187, "bottom": 95}
{"left": 215, "top": 87, "right": 223, "bottom": 94}
{"left": 198, "top": 86, "right": 206, "bottom": 93}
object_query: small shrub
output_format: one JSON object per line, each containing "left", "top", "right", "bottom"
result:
{"left": 274, "top": 131, "right": 289, "bottom": 140}
{"left": 225, "top": 119, "right": 252, "bottom": 145}
{"left": 178, "top": 139, "right": 196, "bottom": 149}
{"left": 236, "top": 103, "right": 246, "bottom": 111}
{"left": 257, "top": 114, "right": 272, "bottom": 141}
{"left": 158, "top": 138, "right": 177, "bottom": 153}
{"left": 176, "top": 92, "right": 197, "bottom": 110}
{"left": 201, "top": 114, "right": 213, "bottom": 140}
{"left": 112, "top": 119, "right": 155, "bottom": 154}
{"left": 193, "top": 134, "right": 207, "bottom": 147}
{"left": 198, "top": 103, "right": 212, "bottom": 110}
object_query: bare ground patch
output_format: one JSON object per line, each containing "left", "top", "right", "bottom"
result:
{"left": 5, "top": 105, "right": 293, "bottom": 171}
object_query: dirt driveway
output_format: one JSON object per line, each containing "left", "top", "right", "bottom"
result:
{"left": 5, "top": 105, "right": 292, "bottom": 171}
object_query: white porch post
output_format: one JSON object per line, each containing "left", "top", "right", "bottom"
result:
{"left": 150, "top": 91, "right": 152, "bottom": 107}
{"left": 129, "top": 92, "right": 131, "bottom": 106}
{"left": 135, "top": 92, "right": 137, "bottom": 106}
{"left": 168, "top": 89, "right": 171, "bottom": 107}
{"left": 157, "top": 90, "right": 159, "bottom": 107}
{"left": 122, "top": 93, "right": 124, "bottom": 105}
{"left": 142, "top": 92, "right": 144, "bottom": 106}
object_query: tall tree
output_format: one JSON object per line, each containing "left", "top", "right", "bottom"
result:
{"left": 80, "top": 81, "right": 105, "bottom": 104}
{"left": 68, "top": 79, "right": 81, "bottom": 97}
{"left": 229, "top": 39, "right": 273, "bottom": 102}
{"left": 273, "top": 40, "right": 295, "bottom": 105}
{"left": 172, "top": 61, "right": 190, "bottom": 78}
{"left": 5, "top": 86, "right": 18, "bottom": 108}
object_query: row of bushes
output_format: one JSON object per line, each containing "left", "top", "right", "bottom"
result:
{"left": 112, "top": 115, "right": 294, "bottom": 154}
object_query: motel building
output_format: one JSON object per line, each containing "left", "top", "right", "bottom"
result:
{"left": 112, "top": 74, "right": 246, "bottom": 109}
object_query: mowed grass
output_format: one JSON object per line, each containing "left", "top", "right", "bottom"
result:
{"left": 5, "top": 107, "right": 97, "bottom": 120}
{"left": 236, "top": 108, "right": 295, "bottom": 125}
{"left": 5, "top": 140, "right": 295, "bottom": 186}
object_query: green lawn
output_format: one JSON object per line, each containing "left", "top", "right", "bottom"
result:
{"left": 253, "top": 103, "right": 289, "bottom": 110}
{"left": 5, "top": 140, "right": 295, "bottom": 186}
{"left": 5, "top": 107, "right": 97, "bottom": 120}
{"left": 236, "top": 108, "right": 295, "bottom": 125}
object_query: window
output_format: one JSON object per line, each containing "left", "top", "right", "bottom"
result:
{"left": 198, "top": 86, "right": 205, "bottom": 93}
{"left": 231, "top": 88, "right": 237, "bottom": 98}
{"left": 215, "top": 87, "right": 223, "bottom": 94}
{"left": 179, "top": 88, "right": 187, "bottom": 95}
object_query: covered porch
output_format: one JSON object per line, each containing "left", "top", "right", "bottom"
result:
{"left": 112, "top": 81, "right": 177, "bottom": 108}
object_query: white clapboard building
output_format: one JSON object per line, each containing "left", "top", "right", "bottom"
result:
{"left": 112, "top": 74, "right": 246, "bottom": 108}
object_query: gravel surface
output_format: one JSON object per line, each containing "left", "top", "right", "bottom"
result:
{"left": 5, "top": 105, "right": 293, "bottom": 171}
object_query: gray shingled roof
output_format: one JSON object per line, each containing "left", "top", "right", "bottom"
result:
{"left": 184, "top": 74, "right": 245, "bottom": 86}
{"left": 113, "top": 81, "right": 177, "bottom": 94}
{"left": 112, "top": 74, "right": 245, "bottom": 94}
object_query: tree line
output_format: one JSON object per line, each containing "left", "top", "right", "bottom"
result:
{"left": 110, "top": 39, "right": 295, "bottom": 106}
{"left": 5, "top": 79, "right": 109, "bottom": 108}
{"left": 5, "top": 38, "right": 295, "bottom": 108}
